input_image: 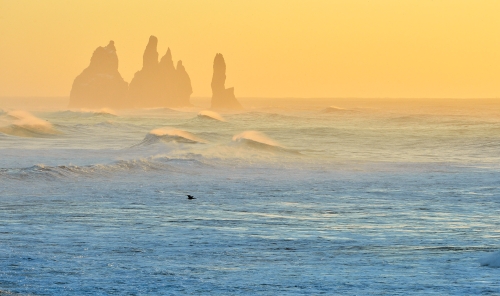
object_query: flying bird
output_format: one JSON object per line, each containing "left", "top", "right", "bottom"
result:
{"left": 187, "top": 195, "right": 196, "bottom": 200}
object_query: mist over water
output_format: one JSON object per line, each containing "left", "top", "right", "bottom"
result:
{"left": 1, "top": 97, "right": 500, "bottom": 295}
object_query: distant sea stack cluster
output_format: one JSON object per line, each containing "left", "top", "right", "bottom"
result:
{"left": 69, "top": 36, "right": 242, "bottom": 110}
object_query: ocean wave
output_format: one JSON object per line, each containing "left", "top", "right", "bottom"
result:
{"left": 0, "top": 157, "right": 206, "bottom": 180}
{"left": 479, "top": 251, "right": 500, "bottom": 267}
{"left": 53, "top": 108, "right": 117, "bottom": 118}
{"left": 93, "top": 120, "right": 119, "bottom": 127}
{"left": 139, "top": 107, "right": 184, "bottom": 114}
{"left": 322, "top": 106, "right": 350, "bottom": 113}
{"left": 0, "top": 110, "right": 60, "bottom": 137}
{"left": 232, "top": 131, "right": 300, "bottom": 154}
{"left": 133, "top": 127, "right": 207, "bottom": 147}
{"left": 241, "top": 112, "right": 299, "bottom": 120}
{"left": 197, "top": 110, "right": 226, "bottom": 122}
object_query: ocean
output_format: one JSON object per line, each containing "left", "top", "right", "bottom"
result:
{"left": 1, "top": 97, "right": 500, "bottom": 295}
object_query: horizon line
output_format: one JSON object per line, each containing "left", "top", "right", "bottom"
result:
{"left": 1, "top": 96, "right": 500, "bottom": 100}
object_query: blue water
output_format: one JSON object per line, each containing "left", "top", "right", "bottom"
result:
{"left": 1, "top": 98, "right": 500, "bottom": 295}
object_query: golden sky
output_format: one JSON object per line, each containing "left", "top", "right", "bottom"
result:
{"left": 1, "top": 0, "right": 499, "bottom": 98}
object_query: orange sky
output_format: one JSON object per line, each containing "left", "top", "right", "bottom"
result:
{"left": 0, "top": 0, "right": 499, "bottom": 98}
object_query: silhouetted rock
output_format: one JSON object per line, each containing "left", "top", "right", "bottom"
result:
{"left": 129, "top": 36, "right": 192, "bottom": 108}
{"left": 211, "top": 53, "right": 243, "bottom": 110}
{"left": 70, "top": 36, "right": 193, "bottom": 108}
{"left": 159, "top": 48, "right": 177, "bottom": 103}
{"left": 175, "top": 60, "right": 193, "bottom": 105}
{"left": 69, "top": 41, "right": 128, "bottom": 108}
{"left": 129, "top": 36, "right": 163, "bottom": 107}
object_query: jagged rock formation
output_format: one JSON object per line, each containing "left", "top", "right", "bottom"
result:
{"left": 129, "top": 36, "right": 192, "bottom": 107}
{"left": 211, "top": 53, "right": 243, "bottom": 110}
{"left": 70, "top": 36, "right": 193, "bottom": 109}
{"left": 69, "top": 41, "right": 128, "bottom": 108}
{"left": 175, "top": 61, "right": 193, "bottom": 104}
{"left": 128, "top": 36, "right": 163, "bottom": 107}
{"left": 159, "top": 48, "right": 177, "bottom": 103}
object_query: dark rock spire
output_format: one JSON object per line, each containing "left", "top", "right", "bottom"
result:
{"left": 128, "top": 35, "right": 163, "bottom": 107}
{"left": 69, "top": 41, "right": 128, "bottom": 108}
{"left": 159, "top": 48, "right": 177, "bottom": 103}
{"left": 129, "top": 36, "right": 192, "bottom": 107}
{"left": 70, "top": 36, "right": 194, "bottom": 108}
{"left": 175, "top": 60, "right": 193, "bottom": 106}
{"left": 210, "top": 53, "right": 242, "bottom": 110}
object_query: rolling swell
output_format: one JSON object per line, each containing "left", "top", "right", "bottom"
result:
{"left": 0, "top": 157, "right": 206, "bottom": 180}
{"left": 232, "top": 131, "right": 300, "bottom": 154}
{"left": 197, "top": 110, "right": 226, "bottom": 122}
{"left": 52, "top": 108, "right": 117, "bottom": 118}
{"left": 322, "top": 106, "right": 351, "bottom": 113}
{"left": 133, "top": 127, "right": 207, "bottom": 147}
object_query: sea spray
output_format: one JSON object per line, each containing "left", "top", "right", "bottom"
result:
{"left": 0, "top": 110, "right": 60, "bottom": 137}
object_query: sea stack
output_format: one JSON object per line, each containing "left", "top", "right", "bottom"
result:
{"left": 210, "top": 53, "right": 243, "bottom": 110}
{"left": 159, "top": 48, "right": 177, "bottom": 104}
{"left": 175, "top": 60, "right": 193, "bottom": 105}
{"left": 69, "top": 41, "right": 128, "bottom": 108}
{"left": 128, "top": 36, "right": 163, "bottom": 107}
{"left": 129, "top": 36, "right": 193, "bottom": 108}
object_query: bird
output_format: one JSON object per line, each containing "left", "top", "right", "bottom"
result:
{"left": 187, "top": 195, "right": 196, "bottom": 200}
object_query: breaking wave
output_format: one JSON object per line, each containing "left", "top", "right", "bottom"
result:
{"left": 133, "top": 127, "right": 207, "bottom": 147}
{"left": 232, "top": 131, "right": 300, "bottom": 154}
{"left": 197, "top": 110, "right": 226, "bottom": 122}
{"left": 0, "top": 110, "right": 60, "bottom": 137}
{"left": 479, "top": 251, "right": 500, "bottom": 268}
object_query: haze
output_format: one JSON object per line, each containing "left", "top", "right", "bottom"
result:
{"left": 1, "top": 0, "right": 500, "bottom": 99}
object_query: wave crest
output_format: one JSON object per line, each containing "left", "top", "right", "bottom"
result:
{"left": 197, "top": 110, "right": 226, "bottom": 122}
{"left": 134, "top": 127, "right": 207, "bottom": 146}
{"left": 232, "top": 131, "right": 300, "bottom": 154}
{"left": 0, "top": 110, "right": 60, "bottom": 137}
{"left": 322, "top": 106, "right": 349, "bottom": 113}
{"left": 54, "top": 108, "right": 117, "bottom": 118}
